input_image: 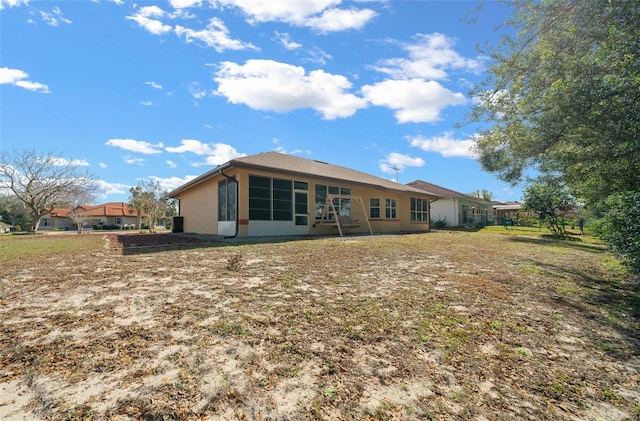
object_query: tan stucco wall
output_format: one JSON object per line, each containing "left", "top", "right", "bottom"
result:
{"left": 175, "top": 168, "right": 434, "bottom": 237}
{"left": 179, "top": 178, "right": 219, "bottom": 235}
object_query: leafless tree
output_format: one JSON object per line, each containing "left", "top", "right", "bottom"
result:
{"left": 0, "top": 148, "right": 100, "bottom": 232}
{"left": 67, "top": 206, "right": 91, "bottom": 233}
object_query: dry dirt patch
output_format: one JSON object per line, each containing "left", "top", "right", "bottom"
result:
{"left": 1, "top": 231, "right": 638, "bottom": 420}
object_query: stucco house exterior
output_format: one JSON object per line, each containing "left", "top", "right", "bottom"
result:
{"left": 407, "top": 180, "right": 494, "bottom": 227}
{"left": 39, "top": 203, "right": 145, "bottom": 230}
{"left": 169, "top": 152, "right": 439, "bottom": 237}
{"left": 493, "top": 202, "right": 523, "bottom": 225}
{"left": 40, "top": 208, "right": 74, "bottom": 230}
{"left": 75, "top": 202, "right": 145, "bottom": 228}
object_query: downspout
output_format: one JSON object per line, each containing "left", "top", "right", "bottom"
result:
{"left": 220, "top": 168, "right": 238, "bottom": 239}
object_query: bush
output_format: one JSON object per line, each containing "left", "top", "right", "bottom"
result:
{"left": 594, "top": 192, "right": 640, "bottom": 274}
{"left": 431, "top": 216, "right": 447, "bottom": 229}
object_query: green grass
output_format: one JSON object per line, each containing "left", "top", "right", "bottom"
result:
{"left": 0, "top": 234, "right": 105, "bottom": 261}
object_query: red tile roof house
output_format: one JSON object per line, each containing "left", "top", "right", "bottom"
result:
{"left": 407, "top": 180, "right": 495, "bottom": 228}
{"left": 76, "top": 203, "right": 146, "bottom": 230}
{"left": 39, "top": 208, "right": 74, "bottom": 231}
{"left": 39, "top": 203, "right": 146, "bottom": 231}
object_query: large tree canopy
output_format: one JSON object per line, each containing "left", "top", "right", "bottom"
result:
{"left": 469, "top": 0, "right": 640, "bottom": 204}
{"left": 0, "top": 149, "right": 99, "bottom": 232}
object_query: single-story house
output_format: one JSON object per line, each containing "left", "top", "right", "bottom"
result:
{"left": 0, "top": 222, "right": 13, "bottom": 233}
{"left": 407, "top": 180, "right": 494, "bottom": 227}
{"left": 40, "top": 208, "right": 74, "bottom": 230}
{"left": 169, "top": 152, "right": 439, "bottom": 237}
{"left": 493, "top": 202, "right": 523, "bottom": 225}
{"left": 39, "top": 203, "right": 145, "bottom": 230}
{"left": 76, "top": 202, "right": 145, "bottom": 228}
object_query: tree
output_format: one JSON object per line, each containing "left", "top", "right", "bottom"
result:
{"left": 67, "top": 206, "right": 90, "bottom": 234}
{"left": 0, "top": 149, "right": 100, "bottom": 232}
{"left": 522, "top": 178, "right": 576, "bottom": 238}
{"left": 467, "top": 189, "right": 494, "bottom": 202}
{"left": 467, "top": 0, "right": 639, "bottom": 204}
{"left": 594, "top": 192, "right": 640, "bottom": 274}
{"left": 129, "top": 180, "right": 175, "bottom": 232}
{"left": 0, "top": 194, "right": 30, "bottom": 229}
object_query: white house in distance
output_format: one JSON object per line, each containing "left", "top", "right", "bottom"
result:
{"left": 169, "top": 152, "right": 439, "bottom": 238}
{"left": 407, "top": 180, "right": 494, "bottom": 227}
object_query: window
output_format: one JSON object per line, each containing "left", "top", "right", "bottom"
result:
{"left": 369, "top": 198, "right": 381, "bottom": 219}
{"left": 385, "top": 198, "right": 397, "bottom": 219}
{"left": 249, "top": 175, "right": 272, "bottom": 220}
{"left": 248, "top": 175, "right": 292, "bottom": 221}
{"left": 272, "top": 178, "right": 292, "bottom": 221}
{"left": 411, "top": 197, "right": 428, "bottom": 222}
{"left": 315, "top": 184, "right": 351, "bottom": 220}
{"left": 218, "top": 178, "right": 237, "bottom": 221}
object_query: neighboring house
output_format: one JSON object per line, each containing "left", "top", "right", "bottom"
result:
{"left": 169, "top": 152, "right": 439, "bottom": 237}
{"left": 407, "top": 180, "right": 494, "bottom": 227}
{"left": 493, "top": 202, "right": 523, "bottom": 225}
{"left": 0, "top": 222, "right": 13, "bottom": 233}
{"left": 40, "top": 208, "right": 74, "bottom": 230}
{"left": 73, "top": 202, "right": 145, "bottom": 228}
{"left": 38, "top": 202, "right": 145, "bottom": 230}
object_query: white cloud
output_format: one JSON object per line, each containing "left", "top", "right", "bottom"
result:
{"left": 0, "top": 67, "right": 50, "bottom": 93}
{"left": 39, "top": 7, "right": 72, "bottom": 26}
{"left": 166, "top": 160, "right": 177, "bottom": 168}
{"left": 0, "top": 0, "right": 28, "bottom": 10}
{"left": 170, "top": 0, "right": 202, "bottom": 9}
{"left": 215, "top": 59, "right": 367, "bottom": 119}
{"left": 140, "top": 100, "right": 154, "bottom": 106}
{"left": 95, "top": 180, "right": 129, "bottom": 196}
{"left": 124, "top": 156, "right": 146, "bottom": 165}
{"left": 165, "top": 140, "right": 245, "bottom": 166}
{"left": 175, "top": 17, "right": 257, "bottom": 52}
{"left": 188, "top": 83, "right": 206, "bottom": 99}
{"left": 379, "top": 152, "right": 425, "bottom": 174}
{"left": 148, "top": 175, "right": 198, "bottom": 191}
{"left": 106, "top": 138, "right": 164, "bottom": 154}
{"left": 165, "top": 139, "right": 215, "bottom": 155}
{"left": 126, "top": 6, "right": 172, "bottom": 35}
{"left": 373, "top": 33, "right": 485, "bottom": 80}
{"left": 145, "top": 81, "right": 163, "bottom": 89}
{"left": 408, "top": 131, "right": 477, "bottom": 158}
{"left": 305, "top": 7, "right": 377, "bottom": 33}
{"left": 303, "top": 47, "right": 332, "bottom": 65}
{"left": 212, "top": 0, "right": 376, "bottom": 32}
{"left": 275, "top": 31, "right": 301, "bottom": 50}
{"left": 362, "top": 79, "right": 465, "bottom": 123}
{"left": 51, "top": 157, "right": 90, "bottom": 167}
{"left": 99, "top": 163, "right": 108, "bottom": 168}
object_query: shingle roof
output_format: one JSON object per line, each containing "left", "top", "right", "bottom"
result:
{"left": 170, "top": 152, "right": 439, "bottom": 197}
{"left": 407, "top": 180, "right": 493, "bottom": 205}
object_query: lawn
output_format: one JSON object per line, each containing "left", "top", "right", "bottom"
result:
{"left": 0, "top": 231, "right": 638, "bottom": 420}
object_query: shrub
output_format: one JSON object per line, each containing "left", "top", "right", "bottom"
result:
{"left": 594, "top": 192, "right": 640, "bottom": 274}
{"left": 431, "top": 216, "right": 447, "bottom": 229}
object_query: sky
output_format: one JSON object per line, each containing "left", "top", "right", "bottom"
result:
{"left": 0, "top": 0, "right": 523, "bottom": 204}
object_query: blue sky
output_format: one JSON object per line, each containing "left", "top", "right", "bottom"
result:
{"left": 1, "top": 0, "right": 522, "bottom": 204}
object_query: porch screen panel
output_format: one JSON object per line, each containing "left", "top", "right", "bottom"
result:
{"left": 272, "top": 178, "right": 292, "bottom": 221}
{"left": 249, "top": 175, "right": 271, "bottom": 220}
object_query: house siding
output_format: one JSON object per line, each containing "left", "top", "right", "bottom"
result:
{"left": 174, "top": 165, "right": 433, "bottom": 238}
